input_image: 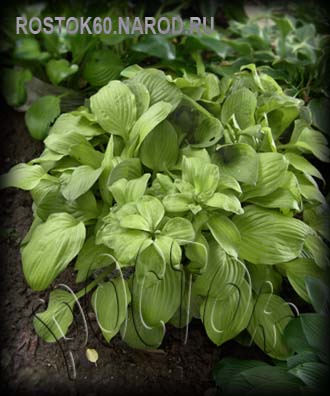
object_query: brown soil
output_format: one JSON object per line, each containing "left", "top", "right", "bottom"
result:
{"left": 0, "top": 104, "right": 266, "bottom": 396}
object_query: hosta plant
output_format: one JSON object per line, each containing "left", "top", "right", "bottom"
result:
{"left": 1, "top": 65, "right": 329, "bottom": 357}
{"left": 213, "top": 277, "right": 329, "bottom": 395}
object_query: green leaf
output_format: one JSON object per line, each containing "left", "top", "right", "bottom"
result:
{"left": 14, "top": 37, "right": 48, "bottom": 60}
{"left": 120, "top": 214, "right": 152, "bottom": 232}
{"left": 289, "top": 362, "right": 328, "bottom": 389}
{"left": 193, "top": 242, "right": 245, "bottom": 299}
{"left": 303, "top": 204, "right": 329, "bottom": 241}
{"left": 163, "top": 193, "right": 193, "bottom": 213}
{"left": 233, "top": 206, "right": 310, "bottom": 265}
{"left": 300, "top": 313, "right": 327, "bottom": 354}
{"left": 205, "top": 192, "right": 243, "bottom": 214}
{"left": 185, "top": 233, "right": 209, "bottom": 273}
{"left": 201, "top": 279, "right": 252, "bottom": 346}
{"left": 213, "top": 357, "right": 267, "bottom": 389}
{"left": 207, "top": 215, "right": 241, "bottom": 258}
{"left": 285, "top": 152, "right": 324, "bottom": 183}
{"left": 46, "top": 59, "right": 78, "bottom": 86}
{"left": 190, "top": 117, "right": 223, "bottom": 148}
{"left": 247, "top": 263, "right": 282, "bottom": 294}
{"left": 25, "top": 95, "right": 61, "bottom": 140}
{"left": 124, "top": 80, "right": 150, "bottom": 118}
{"left": 82, "top": 49, "right": 123, "bottom": 87}
{"left": 308, "top": 97, "right": 330, "bottom": 135}
{"left": 135, "top": 243, "right": 166, "bottom": 285}
{"left": 98, "top": 225, "right": 150, "bottom": 265}
{"left": 242, "top": 153, "right": 288, "bottom": 201}
{"left": 90, "top": 80, "right": 137, "bottom": 140}
{"left": 44, "top": 131, "right": 85, "bottom": 155}
{"left": 256, "top": 94, "right": 301, "bottom": 139}
{"left": 110, "top": 174, "right": 150, "bottom": 206}
{"left": 33, "top": 289, "right": 75, "bottom": 343}
{"left": 140, "top": 264, "right": 182, "bottom": 326}
{"left": 136, "top": 196, "right": 164, "bottom": 229}
{"left": 303, "top": 234, "right": 329, "bottom": 269}
{"left": 221, "top": 87, "right": 257, "bottom": 129}
{"left": 132, "top": 35, "right": 176, "bottom": 60}
{"left": 131, "top": 68, "right": 182, "bottom": 110}
{"left": 240, "top": 365, "right": 302, "bottom": 394}
{"left": 154, "top": 236, "right": 182, "bottom": 267}
{"left": 130, "top": 101, "right": 172, "bottom": 152}
{"left": 287, "top": 352, "right": 320, "bottom": 370}
{"left": 0, "top": 67, "right": 32, "bottom": 107}
{"left": 247, "top": 293, "right": 293, "bottom": 360}
{"left": 92, "top": 278, "right": 131, "bottom": 342}
{"left": 296, "top": 173, "right": 325, "bottom": 205}
{"left": 21, "top": 213, "right": 85, "bottom": 290}
{"left": 0, "top": 163, "right": 46, "bottom": 190}
{"left": 288, "top": 120, "right": 330, "bottom": 162}
{"left": 305, "top": 276, "right": 329, "bottom": 314}
{"left": 35, "top": 183, "right": 99, "bottom": 224}
{"left": 284, "top": 317, "right": 312, "bottom": 354}
{"left": 162, "top": 217, "right": 195, "bottom": 243}
{"left": 52, "top": 112, "right": 103, "bottom": 138}
{"left": 120, "top": 306, "right": 164, "bottom": 350}
{"left": 248, "top": 171, "right": 301, "bottom": 211}
{"left": 75, "top": 236, "right": 114, "bottom": 282}
{"left": 61, "top": 165, "right": 102, "bottom": 201}
{"left": 213, "top": 144, "right": 258, "bottom": 185}
{"left": 182, "top": 156, "right": 219, "bottom": 197}
{"left": 278, "top": 259, "right": 323, "bottom": 303}
{"left": 109, "top": 158, "right": 142, "bottom": 185}
{"left": 140, "top": 120, "right": 179, "bottom": 171}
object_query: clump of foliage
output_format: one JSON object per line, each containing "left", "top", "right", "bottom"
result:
{"left": 1, "top": 64, "right": 329, "bottom": 355}
{"left": 209, "top": 12, "right": 329, "bottom": 98}
{"left": 1, "top": 2, "right": 328, "bottom": 141}
{"left": 213, "top": 277, "right": 329, "bottom": 395}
